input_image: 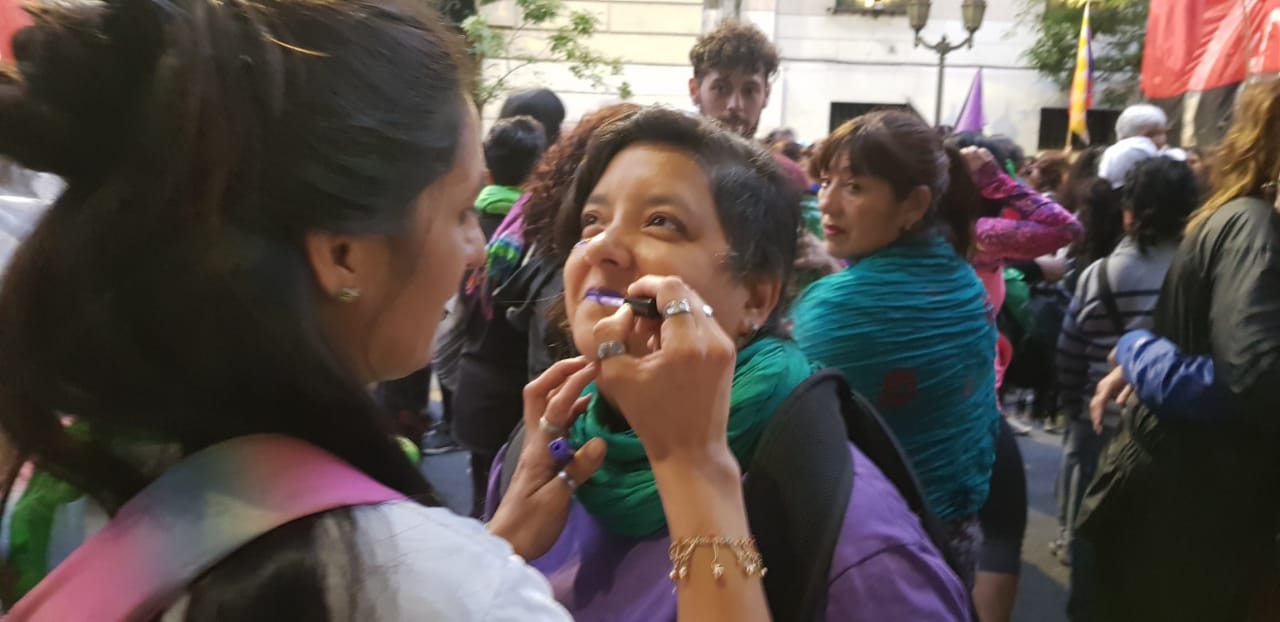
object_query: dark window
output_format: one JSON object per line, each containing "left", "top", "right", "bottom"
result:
{"left": 833, "top": 0, "right": 908, "bottom": 16}
{"left": 1038, "top": 108, "right": 1121, "bottom": 150}
{"left": 829, "top": 102, "right": 919, "bottom": 133}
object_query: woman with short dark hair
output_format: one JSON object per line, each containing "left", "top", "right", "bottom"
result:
{"left": 793, "top": 110, "right": 1000, "bottom": 586}
{"left": 488, "top": 107, "right": 970, "bottom": 621}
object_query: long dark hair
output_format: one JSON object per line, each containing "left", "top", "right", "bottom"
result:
{"left": 1060, "top": 146, "right": 1106, "bottom": 214}
{"left": 554, "top": 107, "right": 801, "bottom": 337}
{"left": 0, "top": 0, "right": 469, "bottom": 614}
{"left": 814, "top": 110, "right": 983, "bottom": 257}
{"left": 1060, "top": 147, "right": 1123, "bottom": 264}
{"left": 1123, "top": 157, "right": 1198, "bottom": 254}
{"left": 1068, "top": 178, "right": 1124, "bottom": 265}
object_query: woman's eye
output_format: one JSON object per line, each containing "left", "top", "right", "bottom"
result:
{"left": 645, "top": 214, "right": 682, "bottom": 232}
{"left": 580, "top": 212, "right": 604, "bottom": 237}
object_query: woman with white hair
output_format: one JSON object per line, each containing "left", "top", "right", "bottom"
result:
{"left": 1113, "top": 104, "right": 1168, "bottom": 148}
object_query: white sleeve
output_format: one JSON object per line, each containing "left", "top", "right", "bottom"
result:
{"left": 351, "top": 502, "right": 571, "bottom": 622}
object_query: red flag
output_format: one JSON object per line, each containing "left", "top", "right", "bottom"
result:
{"left": 1143, "top": 0, "right": 1280, "bottom": 145}
{"left": 0, "top": 0, "right": 29, "bottom": 61}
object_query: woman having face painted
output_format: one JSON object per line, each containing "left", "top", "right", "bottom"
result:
{"left": 487, "top": 107, "right": 971, "bottom": 622}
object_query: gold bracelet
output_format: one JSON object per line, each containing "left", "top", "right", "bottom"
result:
{"left": 668, "top": 536, "right": 767, "bottom": 581}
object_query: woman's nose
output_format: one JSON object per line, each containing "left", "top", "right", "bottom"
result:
{"left": 578, "top": 227, "right": 632, "bottom": 270}
{"left": 817, "top": 186, "right": 836, "bottom": 216}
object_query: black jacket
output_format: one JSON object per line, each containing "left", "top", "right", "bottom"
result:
{"left": 1077, "top": 198, "right": 1280, "bottom": 622}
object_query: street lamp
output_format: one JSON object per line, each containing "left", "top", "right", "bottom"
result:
{"left": 908, "top": 0, "right": 987, "bottom": 126}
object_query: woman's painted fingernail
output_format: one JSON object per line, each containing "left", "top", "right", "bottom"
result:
{"left": 548, "top": 437, "right": 579, "bottom": 463}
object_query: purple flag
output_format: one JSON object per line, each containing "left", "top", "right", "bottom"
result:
{"left": 954, "top": 68, "right": 984, "bottom": 133}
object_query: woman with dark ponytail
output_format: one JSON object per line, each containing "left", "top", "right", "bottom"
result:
{"left": 0, "top": 1, "right": 775, "bottom": 619}
{"left": 791, "top": 110, "right": 1000, "bottom": 586}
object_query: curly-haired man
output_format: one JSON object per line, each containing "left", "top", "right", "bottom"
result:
{"left": 688, "top": 20, "right": 779, "bottom": 139}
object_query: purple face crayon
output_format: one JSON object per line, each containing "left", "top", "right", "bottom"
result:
{"left": 584, "top": 287, "right": 661, "bottom": 319}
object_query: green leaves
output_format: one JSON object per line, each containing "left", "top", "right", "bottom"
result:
{"left": 462, "top": 14, "right": 506, "bottom": 59}
{"left": 466, "top": 0, "right": 632, "bottom": 107}
{"left": 516, "top": 0, "right": 561, "bottom": 26}
{"left": 1021, "top": 0, "right": 1148, "bottom": 107}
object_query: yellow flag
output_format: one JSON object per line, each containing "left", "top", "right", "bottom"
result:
{"left": 1067, "top": 4, "right": 1093, "bottom": 145}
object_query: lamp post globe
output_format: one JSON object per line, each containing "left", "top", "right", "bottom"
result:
{"left": 962, "top": 0, "right": 987, "bottom": 36}
{"left": 907, "top": 0, "right": 931, "bottom": 35}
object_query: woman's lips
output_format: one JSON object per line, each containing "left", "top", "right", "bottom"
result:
{"left": 584, "top": 287, "right": 625, "bottom": 305}
{"left": 823, "top": 224, "right": 845, "bottom": 238}
{"left": 582, "top": 287, "right": 661, "bottom": 318}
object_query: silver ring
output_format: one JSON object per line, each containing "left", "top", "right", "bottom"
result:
{"left": 663, "top": 298, "right": 694, "bottom": 319}
{"left": 596, "top": 340, "right": 627, "bottom": 360}
{"left": 702, "top": 304, "right": 714, "bottom": 318}
{"left": 556, "top": 470, "right": 578, "bottom": 491}
{"left": 538, "top": 415, "right": 565, "bottom": 437}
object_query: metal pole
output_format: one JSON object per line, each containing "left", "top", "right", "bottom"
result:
{"left": 935, "top": 50, "right": 946, "bottom": 126}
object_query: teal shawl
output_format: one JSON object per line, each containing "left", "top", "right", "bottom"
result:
{"left": 790, "top": 235, "right": 1001, "bottom": 520}
{"left": 567, "top": 337, "right": 815, "bottom": 537}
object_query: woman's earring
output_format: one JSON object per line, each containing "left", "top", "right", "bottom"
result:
{"left": 336, "top": 287, "right": 361, "bottom": 303}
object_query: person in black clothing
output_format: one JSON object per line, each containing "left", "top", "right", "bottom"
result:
{"left": 1072, "top": 79, "right": 1280, "bottom": 622}
{"left": 476, "top": 116, "right": 546, "bottom": 238}
{"left": 381, "top": 116, "right": 546, "bottom": 457}
{"left": 450, "top": 114, "right": 550, "bottom": 516}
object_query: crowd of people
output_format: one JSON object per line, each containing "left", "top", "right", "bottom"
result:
{"left": 0, "top": 1, "right": 1274, "bottom": 621}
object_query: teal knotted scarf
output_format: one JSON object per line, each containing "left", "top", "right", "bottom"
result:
{"left": 567, "top": 336, "right": 815, "bottom": 537}
{"left": 790, "top": 234, "right": 1001, "bottom": 521}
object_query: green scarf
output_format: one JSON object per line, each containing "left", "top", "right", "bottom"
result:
{"left": 473, "top": 184, "right": 523, "bottom": 216}
{"left": 568, "top": 337, "right": 815, "bottom": 537}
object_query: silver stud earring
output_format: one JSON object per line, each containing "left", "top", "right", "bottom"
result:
{"left": 336, "top": 287, "right": 361, "bottom": 303}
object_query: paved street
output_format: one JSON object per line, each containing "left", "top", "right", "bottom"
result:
{"left": 421, "top": 420, "right": 1072, "bottom": 622}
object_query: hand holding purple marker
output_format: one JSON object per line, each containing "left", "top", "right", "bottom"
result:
{"left": 548, "top": 437, "right": 579, "bottom": 463}
{"left": 584, "top": 287, "right": 660, "bottom": 319}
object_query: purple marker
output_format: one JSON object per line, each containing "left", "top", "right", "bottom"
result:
{"left": 584, "top": 287, "right": 660, "bottom": 319}
{"left": 548, "top": 437, "right": 579, "bottom": 463}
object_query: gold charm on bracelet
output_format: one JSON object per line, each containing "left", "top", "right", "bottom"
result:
{"left": 667, "top": 536, "right": 767, "bottom": 582}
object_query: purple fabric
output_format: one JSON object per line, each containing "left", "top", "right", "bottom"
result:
{"left": 496, "top": 445, "right": 970, "bottom": 621}
{"left": 971, "top": 159, "right": 1082, "bottom": 274}
{"left": 954, "top": 69, "right": 985, "bottom": 133}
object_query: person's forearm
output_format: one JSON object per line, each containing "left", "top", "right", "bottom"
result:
{"left": 652, "top": 450, "right": 771, "bottom": 622}
{"left": 1116, "top": 330, "right": 1234, "bottom": 421}
{"left": 972, "top": 160, "right": 1082, "bottom": 264}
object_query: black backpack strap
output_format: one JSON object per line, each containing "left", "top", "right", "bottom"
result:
{"left": 1095, "top": 257, "right": 1127, "bottom": 334}
{"left": 493, "top": 250, "right": 559, "bottom": 320}
{"left": 744, "top": 370, "right": 855, "bottom": 622}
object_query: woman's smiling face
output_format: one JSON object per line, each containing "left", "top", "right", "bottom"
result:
{"left": 562, "top": 143, "right": 759, "bottom": 358}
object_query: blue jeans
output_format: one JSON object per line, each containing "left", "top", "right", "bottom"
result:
{"left": 1057, "top": 418, "right": 1114, "bottom": 546}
